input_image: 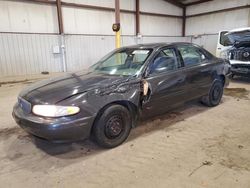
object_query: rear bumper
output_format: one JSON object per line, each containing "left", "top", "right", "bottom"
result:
{"left": 12, "top": 103, "right": 95, "bottom": 142}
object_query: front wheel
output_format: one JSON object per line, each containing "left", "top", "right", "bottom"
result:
{"left": 201, "top": 80, "right": 224, "bottom": 107}
{"left": 93, "top": 105, "right": 132, "bottom": 148}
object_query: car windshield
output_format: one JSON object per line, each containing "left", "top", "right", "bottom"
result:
{"left": 89, "top": 48, "right": 152, "bottom": 76}
{"left": 221, "top": 30, "right": 250, "bottom": 46}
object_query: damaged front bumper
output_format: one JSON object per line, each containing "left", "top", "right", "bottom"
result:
{"left": 230, "top": 61, "right": 250, "bottom": 76}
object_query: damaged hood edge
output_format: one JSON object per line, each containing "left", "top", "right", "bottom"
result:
{"left": 20, "top": 72, "right": 138, "bottom": 104}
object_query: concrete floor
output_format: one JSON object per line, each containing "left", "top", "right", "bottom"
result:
{"left": 0, "top": 75, "right": 250, "bottom": 188}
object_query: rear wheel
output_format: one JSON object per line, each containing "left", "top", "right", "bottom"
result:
{"left": 202, "top": 80, "right": 224, "bottom": 107}
{"left": 93, "top": 105, "right": 132, "bottom": 148}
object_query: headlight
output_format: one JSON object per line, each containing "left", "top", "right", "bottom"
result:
{"left": 32, "top": 105, "right": 80, "bottom": 117}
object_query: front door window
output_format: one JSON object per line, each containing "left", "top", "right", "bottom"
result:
{"left": 150, "top": 48, "right": 179, "bottom": 75}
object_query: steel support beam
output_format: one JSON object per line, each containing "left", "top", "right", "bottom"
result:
{"left": 56, "top": 0, "right": 66, "bottom": 72}
{"left": 115, "top": 0, "right": 121, "bottom": 25}
{"left": 140, "top": 11, "right": 182, "bottom": 18}
{"left": 56, "top": 0, "right": 64, "bottom": 34}
{"left": 115, "top": 0, "right": 121, "bottom": 48}
{"left": 182, "top": 7, "right": 186, "bottom": 37}
{"left": 136, "top": 0, "right": 140, "bottom": 35}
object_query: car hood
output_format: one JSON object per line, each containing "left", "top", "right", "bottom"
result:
{"left": 232, "top": 41, "right": 250, "bottom": 48}
{"left": 221, "top": 41, "right": 250, "bottom": 55}
{"left": 20, "top": 71, "right": 130, "bottom": 104}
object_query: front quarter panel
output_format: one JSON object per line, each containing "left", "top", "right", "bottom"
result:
{"left": 57, "top": 79, "right": 142, "bottom": 118}
{"left": 214, "top": 58, "right": 230, "bottom": 76}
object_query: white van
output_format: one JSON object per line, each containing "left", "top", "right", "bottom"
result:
{"left": 216, "top": 28, "right": 250, "bottom": 77}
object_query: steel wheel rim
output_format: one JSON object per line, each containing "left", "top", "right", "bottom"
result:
{"left": 105, "top": 115, "right": 124, "bottom": 139}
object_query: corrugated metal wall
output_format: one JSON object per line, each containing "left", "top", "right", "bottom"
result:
{"left": 62, "top": 0, "right": 136, "bottom": 35}
{"left": 186, "top": 0, "right": 250, "bottom": 16}
{"left": 63, "top": 9, "right": 136, "bottom": 35}
{"left": 186, "top": 9, "right": 250, "bottom": 36}
{"left": 139, "top": 0, "right": 183, "bottom": 36}
{"left": 0, "top": 33, "right": 62, "bottom": 76}
{"left": 0, "top": 33, "right": 191, "bottom": 76}
{"left": 64, "top": 35, "right": 115, "bottom": 72}
{"left": 64, "top": 35, "right": 191, "bottom": 72}
{"left": 190, "top": 34, "right": 218, "bottom": 55}
{"left": 0, "top": 1, "right": 58, "bottom": 33}
{"left": 2, "top": 0, "right": 249, "bottom": 76}
{"left": 186, "top": 0, "right": 250, "bottom": 55}
{"left": 0, "top": 0, "right": 190, "bottom": 76}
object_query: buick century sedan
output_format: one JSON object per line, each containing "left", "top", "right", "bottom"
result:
{"left": 13, "top": 43, "right": 231, "bottom": 148}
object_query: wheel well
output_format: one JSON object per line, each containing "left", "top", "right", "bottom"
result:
{"left": 113, "top": 101, "right": 138, "bottom": 115}
{"left": 92, "top": 101, "right": 139, "bottom": 134}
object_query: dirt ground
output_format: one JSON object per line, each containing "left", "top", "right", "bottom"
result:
{"left": 0, "top": 75, "right": 250, "bottom": 188}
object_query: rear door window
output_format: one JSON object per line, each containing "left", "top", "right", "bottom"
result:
{"left": 177, "top": 45, "right": 207, "bottom": 67}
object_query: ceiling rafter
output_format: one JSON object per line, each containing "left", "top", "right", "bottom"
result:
{"left": 15, "top": 0, "right": 214, "bottom": 8}
{"left": 164, "top": 0, "right": 213, "bottom": 8}
{"left": 11, "top": 0, "right": 56, "bottom": 5}
{"left": 163, "top": 0, "right": 184, "bottom": 8}
{"left": 185, "top": 0, "right": 213, "bottom": 6}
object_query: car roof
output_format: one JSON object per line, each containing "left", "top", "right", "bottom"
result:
{"left": 121, "top": 42, "right": 193, "bottom": 50}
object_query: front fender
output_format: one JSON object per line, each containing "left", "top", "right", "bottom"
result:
{"left": 57, "top": 81, "right": 142, "bottom": 118}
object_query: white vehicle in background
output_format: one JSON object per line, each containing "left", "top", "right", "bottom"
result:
{"left": 216, "top": 28, "right": 250, "bottom": 78}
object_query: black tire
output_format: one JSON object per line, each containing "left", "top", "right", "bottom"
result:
{"left": 93, "top": 105, "right": 132, "bottom": 148}
{"left": 201, "top": 80, "right": 224, "bottom": 107}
